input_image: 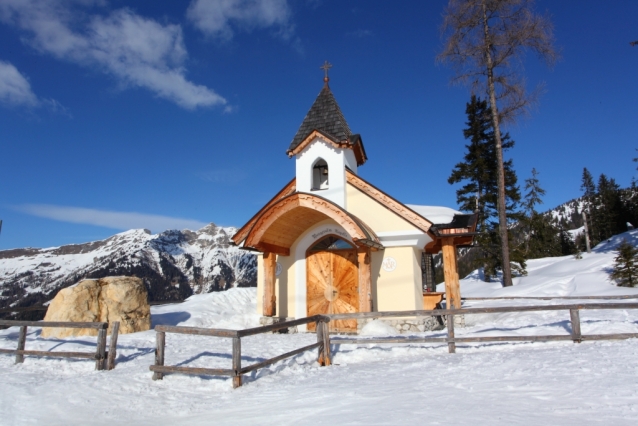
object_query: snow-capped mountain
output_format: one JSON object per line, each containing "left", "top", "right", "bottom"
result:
{"left": 0, "top": 224, "right": 256, "bottom": 315}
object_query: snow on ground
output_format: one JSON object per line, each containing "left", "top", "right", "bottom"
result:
{"left": 1, "top": 231, "right": 638, "bottom": 425}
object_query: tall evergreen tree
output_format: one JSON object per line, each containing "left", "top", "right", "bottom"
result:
{"left": 581, "top": 168, "right": 597, "bottom": 245}
{"left": 439, "top": 0, "right": 557, "bottom": 287}
{"left": 610, "top": 239, "right": 638, "bottom": 287}
{"left": 521, "top": 168, "right": 562, "bottom": 258}
{"left": 596, "top": 174, "right": 627, "bottom": 242}
{"left": 448, "top": 96, "right": 524, "bottom": 282}
{"left": 625, "top": 179, "right": 638, "bottom": 229}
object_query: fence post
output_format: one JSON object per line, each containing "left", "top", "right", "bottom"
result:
{"left": 152, "top": 331, "right": 165, "bottom": 380}
{"left": 232, "top": 337, "right": 242, "bottom": 388}
{"left": 570, "top": 309, "right": 582, "bottom": 343}
{"left": 106, "top": 322, "right": 120, "bottom": 370}
{"left": 316, "top": 319, "right": 325, "bottom": 366}
{"left": 95, "top": 327, "right": 107, "bottom": 370}
{"left": 447, "top": 314, "right": 456, "bottom": 354}
{"left": 321, "top": 319, "right": 332, "bottom": 366}
{"left": 15, "top": 326, "right": 27, "bottom": 364}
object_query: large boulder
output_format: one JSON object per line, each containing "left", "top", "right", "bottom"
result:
{"left": 41, "top": 276, "right": 150, "bottom": 338}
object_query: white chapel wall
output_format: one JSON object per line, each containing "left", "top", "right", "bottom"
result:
{"left": 295, "top": 137, "right": 350, "bottom": 208}
{"left": 343, "top": 149, "right": 358, "bottom": 174}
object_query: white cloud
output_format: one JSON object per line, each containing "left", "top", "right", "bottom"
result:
{"left": 0, "top": 60, "right": 39, "bottom": 107}
{"left": 16, "top": 204, "right": 207, "bottom": 232}
{"left": 187, "top": 0, "right": 292, "bottom": 40}
{"left": 0, "top": 0, "right": 226, "bottom": 109}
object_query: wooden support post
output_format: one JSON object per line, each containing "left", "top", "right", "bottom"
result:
{"left": 232, "top": 337, "right": 242, "bottom": 388}
{"left": 95, "top": 328, "right": 107, "bottom": 371}
{"left": 447, "top": 314, "right": 456, "bottom": 354}
{"left": 263, "top": 252, "right": 277, "bottom": 317}
{"left": 358, "top": 248, "right": 372, "bottom": 313}
{"left": 106, "top": 322, "right": 120, "bottom": 370}
{"left": 442, "top": 238, "right": 461, "bottom": 309}
{"left": 320, "top": 320, "right": 331, "bottom": 366}
{"left": 316, "top": 319, "right": 325, "bottom": 366}
{"left": 570, "top": 309, "right": 582, "bottom": 343}
{"left": 15, "top": 326, "right": 27, "bottom": 364}
{"left": 152, "top": 331, "right": 165, "bottom": 380}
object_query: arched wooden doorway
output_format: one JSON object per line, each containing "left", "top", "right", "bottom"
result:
{"left": 306, "top": 235, "right": 359, "bottom": 332}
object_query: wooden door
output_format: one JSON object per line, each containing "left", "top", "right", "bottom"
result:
{"left": 307, "top": 248, "right": 358, "bottom": 332}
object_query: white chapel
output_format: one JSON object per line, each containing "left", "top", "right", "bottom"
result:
{"left": 232, "top": 66, "right": 476, "bottom": 332}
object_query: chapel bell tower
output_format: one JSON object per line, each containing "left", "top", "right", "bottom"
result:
{"left": 285, "top": 61, "right": 367, "bottom": 209}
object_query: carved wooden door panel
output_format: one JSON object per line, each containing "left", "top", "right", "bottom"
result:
{"left": 306, "top": 251, "right": 331, "bottom": 332}
{"left": 306, "top": 249, "right": 358, "bottom": 332}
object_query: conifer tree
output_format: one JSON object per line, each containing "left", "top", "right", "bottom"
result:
{"left": 581, "top": 168, "right": 597, "bottom": 244}
{"left": 610, "top": 239, "right": 638, "bottom": 287}
{"left": 559, "top": 228, "right": 577, "bottom": 255}
{"left": 521, "top": 168, "right": 562, "bottom": 258}
{"left": 626, "top": 179, "right": 638, "bottom": 229}
{"left": 439, "top": 0, "right": 557, "bottom": 287}
{"left": 449, "top": 96, "right": 524, "bottom": 281}
{"left": 596, "top": 174, "right": 627, "bottom": 241}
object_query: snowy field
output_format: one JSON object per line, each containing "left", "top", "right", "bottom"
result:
{"left": 1, "top": 231, "right": 638, "bottom": 425}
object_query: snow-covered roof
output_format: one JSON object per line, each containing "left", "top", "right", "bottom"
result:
{"left": 406, "top": 204, "right": 462, "bottom": 225}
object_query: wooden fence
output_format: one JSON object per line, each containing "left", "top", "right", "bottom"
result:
{"left": 0, "top": 320, "right": 120, "bottom": 370}
{"left": 452, "top": 295, "right": 638, "bottom": 301}
{"left": 149, "top": 315, "right": 331, "bottom": 388}
{"left": 327, "top": 302, "right": 638, "bottom": 353}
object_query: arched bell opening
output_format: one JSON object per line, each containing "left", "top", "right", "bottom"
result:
{"left": 311, "top": 158, "right": 329, "bottom": 190}
{"left": 305, "top": 234, "right": 358, "bottom": 332}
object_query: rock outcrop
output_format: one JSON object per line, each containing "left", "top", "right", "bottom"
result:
{"left": 41, "top": 276, "right": 150, "bottom": 338}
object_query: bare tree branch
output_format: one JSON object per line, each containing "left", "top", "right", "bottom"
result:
{"left": 438, "top": 0, "right": 558, "bottom": 287}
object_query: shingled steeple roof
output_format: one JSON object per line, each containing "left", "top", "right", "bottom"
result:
{"left": 287, "top": 84, "right": 352, "bottom": 152}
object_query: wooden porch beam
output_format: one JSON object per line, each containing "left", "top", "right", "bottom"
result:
{"left": 358, "top": 248, "right": 372, "bottom": 313}
{"left": 254, "top": 242, "right": 290, "bottom": 256}
{"left": 263, "top": 252, "right": 277, "bottom": 317}
{"left": 441, "top": 237, "right": 461, "bottom": 310}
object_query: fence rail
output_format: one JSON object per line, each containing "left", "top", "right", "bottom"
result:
{"left": 452, "top": 295, "right": 638, "bottom": 301}
{"left": 327, "top": 302, "right": 638, "bottom": 354}
{"left": 0, "top": 320, "right": 120, "bottom": 370}
{"left": 149, "top": 315, "right": 331, "bottom": 388}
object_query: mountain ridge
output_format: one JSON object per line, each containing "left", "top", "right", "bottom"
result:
{"left": 0, "top": 223, "right": 256, "bottom": 319}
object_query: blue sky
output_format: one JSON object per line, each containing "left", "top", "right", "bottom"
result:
{"left": 0, "top": 0, "right": 637, "bottom": 250}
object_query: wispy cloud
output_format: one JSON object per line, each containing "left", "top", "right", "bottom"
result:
{"left": 15, "top": 204, "right": 207, "bottom": 232}
{"left": 0, "top": 60, "right": 38, "bottom": 107}
{"left": 186, "top": 0, "right": 301, "bottom": 52}
{"left": 0, "top": 0, "right": 226, "bottom": 110}
{"left": 187, "top": 0, "right": 290, "bottom": 39}
{"left": 0, "top": 59, "right": 69, "bottom": 113}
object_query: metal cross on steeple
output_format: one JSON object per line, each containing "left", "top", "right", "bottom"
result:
{"left": 320, "top": 60, "right": 332, "bottom": 85}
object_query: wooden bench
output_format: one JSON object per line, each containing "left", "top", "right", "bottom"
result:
{"left": 423, "top": 292, "right": 445, "bottom": 310}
